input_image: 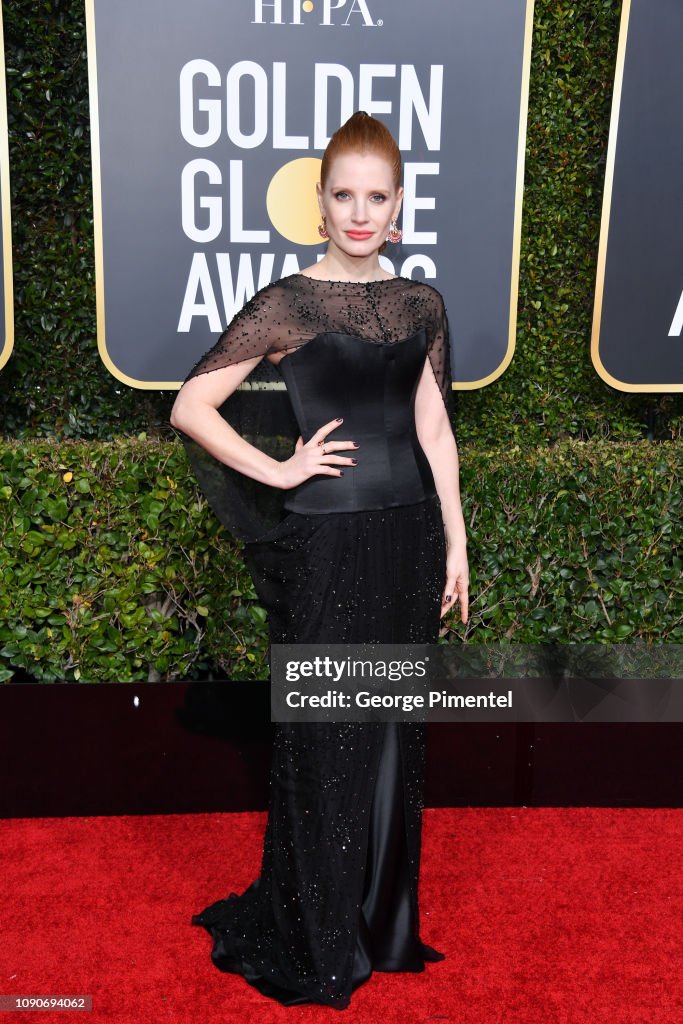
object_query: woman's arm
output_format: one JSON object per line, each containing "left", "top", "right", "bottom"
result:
{"left": 170, "top": 356, "right": 284, "bottom": 487}
{"left": 170, "top": 360, "right": 354, "bottom": 489}
{"left": 414, "top": 358, "right": 469, "bottom": 622}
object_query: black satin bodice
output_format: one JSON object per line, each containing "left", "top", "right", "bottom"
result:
{"left": 178, "top": 273, "right": 454, "bottom": 545}
{"left": 279, "top": 329, "right": 436, "bottom": 515}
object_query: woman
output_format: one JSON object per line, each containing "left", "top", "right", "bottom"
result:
{"left": 170, "top": 111, "right": 469, "bottom": 1010}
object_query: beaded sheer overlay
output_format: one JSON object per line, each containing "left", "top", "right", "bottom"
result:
{"left": 174, "top": 273, "right": 455, "bottom": 544}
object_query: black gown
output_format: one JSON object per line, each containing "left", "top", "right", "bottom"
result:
{"left": 177, "top": 273, "right": 455, "bottom": 1010}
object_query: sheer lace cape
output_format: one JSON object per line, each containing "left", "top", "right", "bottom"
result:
{"left": 173, "top": 273, "right": 456, "bottom": 544}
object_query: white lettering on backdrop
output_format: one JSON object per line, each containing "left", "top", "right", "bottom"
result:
{"left": 177, "top": 59, "right": 444, "bottom": 328}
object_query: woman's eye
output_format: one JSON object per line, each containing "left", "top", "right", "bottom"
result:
{"left": 332, "top": 191, "right": 387, "bottom": 202}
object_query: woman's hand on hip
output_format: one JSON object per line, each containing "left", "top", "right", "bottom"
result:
{"left": 272, "top": 417, "right": 359, "bottom": 490}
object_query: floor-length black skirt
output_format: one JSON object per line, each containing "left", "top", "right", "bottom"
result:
{"left": 191, "top": 494, "right": 447, "bottom": 1010}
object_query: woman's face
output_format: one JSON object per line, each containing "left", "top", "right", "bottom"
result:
{"left": 317, "top": 152, "right": 403, "bottom": 258}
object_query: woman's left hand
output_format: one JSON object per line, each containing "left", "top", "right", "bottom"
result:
{"left": 441, "top": 543, "right": 469, "bottom": 622}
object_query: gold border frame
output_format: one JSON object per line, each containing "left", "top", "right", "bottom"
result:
{"left": 86, "top": 0, "right": 145, "bottom": 389}
{"left": 461, "top": 0, "right": 535, "bottom": 390}
{"left": 0, "top": 6, "right": 14, "bottom": 373}
{"left": 86, "top": 0, "right": 535, "bottom": 392}
{"left": 591, "top": 0, "right": 682, "bottom": 393}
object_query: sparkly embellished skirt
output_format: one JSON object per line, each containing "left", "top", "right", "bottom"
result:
{"left": 191, "top": 494, "right": 447, "bottom": 1010}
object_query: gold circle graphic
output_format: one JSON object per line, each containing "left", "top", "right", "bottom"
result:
{"left": 302, "top": 1, "right": 314, "bottom": 11}
{"left": 266, "top": 158, "right": 322, "bottom": 246}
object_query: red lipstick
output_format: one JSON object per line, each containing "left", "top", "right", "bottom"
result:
{"left": 346, "top": 230, "right": 374, "bottom": 240}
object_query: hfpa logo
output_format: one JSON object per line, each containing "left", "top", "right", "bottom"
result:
{"left": 252, "top": 0, "right": 382, "bottom": 27}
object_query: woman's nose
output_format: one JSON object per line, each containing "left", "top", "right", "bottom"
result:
{"left": 351, "top": 202, "right": 369, "bottom": 223}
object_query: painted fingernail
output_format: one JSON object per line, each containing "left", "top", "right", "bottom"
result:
{"left": 351, "top": 459, "right": 358, "bottom": 465}
{"left": 446, "top": 594, "right": 452, "bottom": 601}
{"left": 339, "top": 471, "right": 344, "bottom": 476}
{"left": 336, "top": 417, "right": 343, "bottom": 422}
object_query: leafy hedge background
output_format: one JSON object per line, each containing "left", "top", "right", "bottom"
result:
{"left": 1, "top": 438, "right": 679, "bottom": 683}
{"left": 0, "top": 0, "right": 680, "bottom": 681}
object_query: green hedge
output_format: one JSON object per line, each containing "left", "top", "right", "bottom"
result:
{"left": 1, "top": 438, "right": 679, "bottom": 682}
{"left": 1, "top": 0, "right": 680, "bottom": 444}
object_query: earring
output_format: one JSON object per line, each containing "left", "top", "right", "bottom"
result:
{"left": 387, "top": 220, "right": 402, "bottom": 243}
{"left": 318, "top": 215, "right": 329, "bottom": 239}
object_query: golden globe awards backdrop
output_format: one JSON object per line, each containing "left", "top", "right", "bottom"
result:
{"left": 592, "top": 0, "right": 683, "bottom": 392}
{"left": 85, "top": 0, "right": 534, "bottom": 391}
{"left": 0, "top": 5, "right": 13, "bottom": 373}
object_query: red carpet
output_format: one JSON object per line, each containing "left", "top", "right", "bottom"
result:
{"left": 1, "top": 808, "right": 682, "bottom": 1022}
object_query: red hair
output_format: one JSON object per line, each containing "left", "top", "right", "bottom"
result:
{"left": 320, "top": 111, "right": 401, "bottom": 191}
